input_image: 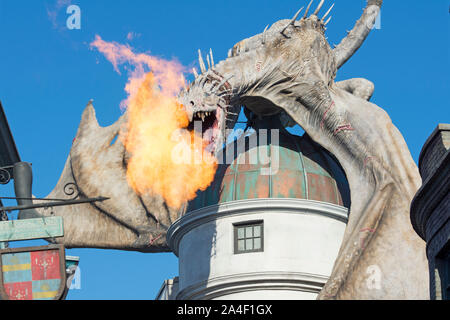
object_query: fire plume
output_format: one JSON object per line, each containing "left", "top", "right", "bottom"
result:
{"left": 90, "top": 35, "right": 217, "bottom": 209}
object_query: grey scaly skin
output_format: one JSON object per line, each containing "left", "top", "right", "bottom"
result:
{"left": 179, "top": 0, "right": 428, "bottom": 299}
{"left": 33, "top": 0, "right": 428, "bottom": 299}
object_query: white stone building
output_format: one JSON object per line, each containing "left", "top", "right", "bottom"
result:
{"left": 157, "top": 116, "right": 350, "bottom": 300}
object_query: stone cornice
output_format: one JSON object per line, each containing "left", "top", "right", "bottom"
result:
{"left": 418, "top": 124, "right": 450, "bottom": 181}
{"left": 167, "top": 198, "right": 349, "bottom": 256}
{"left": 176, "top": 271, "right": 329, "bottom": 300}
{"left": 411, "top": 150, "right": 450, "bottom": 240}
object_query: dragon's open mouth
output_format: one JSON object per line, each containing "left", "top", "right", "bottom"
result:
{"left": 187, "top": 108, "right": 223, "bottom": 155}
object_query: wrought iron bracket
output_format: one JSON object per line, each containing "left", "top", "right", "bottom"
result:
{"left": 63, "top": 182, "right": 80, "bottom": 200}
{"left": 0, "top": 210, "right": 7, "bottom": 222}
{"left": 0, "top": 166, "right": 12, "bottom": 185}
{"left": 0, "top": 196, "right": 109, "bottom": 213}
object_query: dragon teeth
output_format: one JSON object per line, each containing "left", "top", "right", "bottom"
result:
{"left": 194, "top": 111, "right": 214, "bottom": 122}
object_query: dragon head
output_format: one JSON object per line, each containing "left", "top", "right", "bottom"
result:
{"left": 178, "top": 0, "right": 362, "bottom": 155}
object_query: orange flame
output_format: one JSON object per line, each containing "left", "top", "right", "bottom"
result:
{"left": 91, "top": 35, "right": 217, "bottom": 209}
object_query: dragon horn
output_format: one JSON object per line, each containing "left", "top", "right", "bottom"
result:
{"left": 198, "top": 49, "right": 207, "bottom": 73}
{"left": 280, "top": 7, "right": 304, "bottom": 35}
{"left": 313, "top": 0, "right": 325, "bottom": 16}
{"left": 322, "top": 3, "right": 334, "bottom": 21}
{"left": 209, "top": 48, "right": 215, "bottom": 67}
{"left": 303, "top": 0, "right": 314, "bottom": 18}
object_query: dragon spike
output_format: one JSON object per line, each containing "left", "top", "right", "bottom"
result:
{"left": 198, "top": 49, "right": 207, "bottom": 73}
{"left": 280, "top": 7, "right": 304, "bottom": 35}
{"left": 313, "top": 0, "right": 325, "bottom": 16}
{"left": 206, "top": 54, "right": 211, "bottom": 69}
{"left": 322, "top": 3, "right": 334, "bottom": 21}
{"left": 218, "top": 91, "right": 233, "bottom": 97}
{"left": 214, "top": 75, "right": 235, "bottom": 93}
{"left": 209, "top": 48, "right": 215, "bottom": 67}
{"left": 192, "top": 68, "right": 199, "bottom": 78}
{"left": 324, "top": 16, "right": 332, "bottom": 26}
{"left": 262, "top": 24, "right": 270, "bottom": 44}
{"left": 303, "top": 0, "right": 314, "bottom": 18}
{"left": 292, "top": 6, "right": 304, "bottom": 21}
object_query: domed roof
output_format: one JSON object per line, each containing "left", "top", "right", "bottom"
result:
{"left": 187, "top": 116, "right": 350, "bottom": 212}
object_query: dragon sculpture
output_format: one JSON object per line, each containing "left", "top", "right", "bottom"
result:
{"left": 32, "top": 0, "right": 428, "bottom": 299}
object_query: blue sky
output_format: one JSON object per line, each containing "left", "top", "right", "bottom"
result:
{"left": 0, "top": 0, "right": 448, "bottom": 300}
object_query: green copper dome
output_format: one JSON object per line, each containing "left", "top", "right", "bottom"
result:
{"left": 188, "top": 116, "right": 350, "bottom": 212}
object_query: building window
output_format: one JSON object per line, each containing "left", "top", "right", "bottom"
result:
{"left": 234, "top": 221, "right": 264, "bottom": 254}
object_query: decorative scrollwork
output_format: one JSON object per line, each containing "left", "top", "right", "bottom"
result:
{"left": 64, "top": 182, "right": 80, "bottom": 200}
{"left": 0, "top": 168, "right": 11, "bottom": 185}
